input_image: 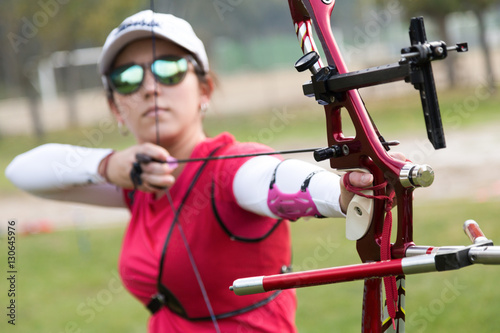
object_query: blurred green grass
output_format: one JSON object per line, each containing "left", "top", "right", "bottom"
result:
{"left": 1, "top": 86, "right": 500, "bottom": 332}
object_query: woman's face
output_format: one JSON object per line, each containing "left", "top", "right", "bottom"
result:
{"left": 109, "top": 38, "right": 211, "bottom": 147}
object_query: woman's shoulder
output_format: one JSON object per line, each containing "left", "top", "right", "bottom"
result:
{"left": 209, "top": 132, "right": 274, "bottom": 156}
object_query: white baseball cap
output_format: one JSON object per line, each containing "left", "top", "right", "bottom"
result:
{"left": 98, "top": 10, "right": 209, "bottom": 85}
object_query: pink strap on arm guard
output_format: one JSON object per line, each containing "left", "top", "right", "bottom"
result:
{"left": 267, "top": 167, "right": 325, "bottom": 221}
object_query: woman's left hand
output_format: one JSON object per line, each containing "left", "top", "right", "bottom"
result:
{"left": 339, "top": 172, "right": 373, "bottom": 214}
{"left": 339, "top": 152, "right": 407, "bottom": 214}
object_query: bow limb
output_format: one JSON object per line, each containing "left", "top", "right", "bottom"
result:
{"left": 289, "top": 0, "right": 323, "bottom": 70}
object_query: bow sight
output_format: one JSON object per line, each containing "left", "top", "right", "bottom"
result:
{"left": 295, "top": 17, "right": 468, "bottom": 151}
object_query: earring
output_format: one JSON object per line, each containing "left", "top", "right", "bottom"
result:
{"left": 200, "top": 103, "right": 209, "bottom": 114}
{"left": 118, "top": 121, "right": 129, "bottom": 136}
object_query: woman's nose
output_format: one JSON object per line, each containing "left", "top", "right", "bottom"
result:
{"left": 141, "top": 67, "right": 159, "bottom": 95}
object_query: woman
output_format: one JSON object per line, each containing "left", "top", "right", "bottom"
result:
{"left": 6, "top": 10, "right": 375, "bottom": 332}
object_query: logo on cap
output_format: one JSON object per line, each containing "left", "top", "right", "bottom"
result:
{"left": 116, "top": 19, "right": 160, "bottom": 34}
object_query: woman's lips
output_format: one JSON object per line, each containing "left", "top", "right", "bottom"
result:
{"left": 143, "top": 108, "right": 168, "bottom": 118}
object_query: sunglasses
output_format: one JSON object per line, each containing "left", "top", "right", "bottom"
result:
{"left": 108, "top": 55, "right": 201, "bottom": 95}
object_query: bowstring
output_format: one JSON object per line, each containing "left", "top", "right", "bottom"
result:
{"left": 149, "top": 2, "right": 221, "bottom": 331}
{"left": 150, "top": 5, "right": 160, "bottom": 145}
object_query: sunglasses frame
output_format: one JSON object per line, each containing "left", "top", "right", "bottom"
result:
{"left": 107, "top": 54, "right": 203, "bottom": 95}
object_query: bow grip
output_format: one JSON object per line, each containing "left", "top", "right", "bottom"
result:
{"left": 346, "top": 186, "right": 374, "bottom": 241}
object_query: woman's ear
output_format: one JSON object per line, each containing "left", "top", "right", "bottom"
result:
{"left": 107, "top": 95, "right": 124, "bottom": 123}
{"left": 199, "top": 75, "right": 215, "bottom": 108}
{"left": 108, "top": 97, "right": 130, "bottom": 136}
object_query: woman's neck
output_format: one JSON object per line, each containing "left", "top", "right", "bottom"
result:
{"left": 163, "top": 130, "right": 206, "bottom": 178}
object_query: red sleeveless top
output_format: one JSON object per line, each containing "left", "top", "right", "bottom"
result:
{"left": 119, "top": 133, "right": 297, "bottom": 332}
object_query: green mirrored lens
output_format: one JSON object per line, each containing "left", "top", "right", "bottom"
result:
{"left": 109, "top": 57, "right": 190, "bottom": 94}
{"left": 110, "top": 65, "right": 144, "bottom": 94}
{"left": 152, "top": 58, "right": 188, "bottom": 85}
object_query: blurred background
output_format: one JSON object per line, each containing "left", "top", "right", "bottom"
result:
{"left": 1, "top": 0, "right": 500, "bottom": 332}
{"left": 0, "top": 0, "right": 498, "bottom": 136}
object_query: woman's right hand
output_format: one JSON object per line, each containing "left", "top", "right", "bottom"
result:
{"left": 101, "top": 143, "right": 177, "bottom": 193}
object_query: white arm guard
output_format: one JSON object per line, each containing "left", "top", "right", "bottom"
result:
{"left": 233, "top": 156, "right": 344, "bottom": 219}
{"left": 5, "top": 143, "right": 126, "bottom": 207}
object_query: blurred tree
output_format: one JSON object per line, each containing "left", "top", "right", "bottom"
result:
{"left": 387, "top": 0, "right": 462, "bottom": 87}
{"left": 157, "top": 0, "right": 294, "bottom": 59}
{"left": 1, "top": 1, "right": 45, "bottom": 137}
{"left": 0, "top": 0, "right": 149, "bottom": 134}
{"left": 37, "top": 0, "right": 150, "bottom": 127}
{"left": 462, "top": 0, "right": 498, "bottom": 91}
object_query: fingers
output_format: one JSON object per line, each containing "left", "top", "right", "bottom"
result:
{"left": 339, "top": 151, "right": 408, "bottom": 213}
{"left": 342, "top": 151, "right": 407, "bottom": 190}
{"left": 105, "top": 143, "right": 177, "bottom": 192}
{"left": 389, "top": 151, "right": 407, "bottom": 163}
{"left": 339, "top": 172, "right": 373, "bottom": 214}
{"left": 138, "top": 142, "right": 170, "bottom": 163}
{"left": 348, "top": 172, "right": 373, "bottom": 188}
{"left": 140, "top": 162, "right": 176, "bottom": 190}
{"left": 134, "top": 145, "right": 177, "bottom": 192}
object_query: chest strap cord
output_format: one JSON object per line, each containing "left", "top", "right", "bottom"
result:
{"left": 150, "top": 147, "right": 222, "bottom": 332}
{"left": 165, "top": 190, "right": 220, "bottom": 331}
